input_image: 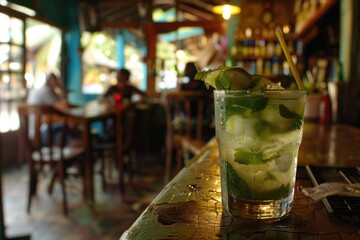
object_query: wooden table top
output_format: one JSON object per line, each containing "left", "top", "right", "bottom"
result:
{"left": 120, "top": 122, "right": 360, "bottom": 240}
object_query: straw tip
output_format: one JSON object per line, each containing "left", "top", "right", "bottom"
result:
{"left": 275, "top": 27, "right": 283, "bottom": 36}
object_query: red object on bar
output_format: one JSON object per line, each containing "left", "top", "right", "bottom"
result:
{"left": 319, "top": 90, "right": 332, "bottom": 124}
{"left": 114, "top": 93, "right": 122, "bottom": 109}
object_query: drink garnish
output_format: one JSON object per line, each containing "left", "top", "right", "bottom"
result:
{"left": 279, "top": 104, "right": 303, "bottom": 130}
{"left": 195, "top": 66, "right": 280, "bottom": 91}
{"left": 226, "top": 162, "right": 250, "bottom": 198}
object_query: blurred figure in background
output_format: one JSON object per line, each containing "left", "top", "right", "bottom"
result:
{"left": 27, "top": 72, "right": 70, "bottom": 110}
{"left": 26, "top": 72, "right": 80, "bottom": 146}
{"left": 103, "top": 68, "right": 147, "bottom": 102}
{"left": 180, "top": 62, "right": 207, "bottom": 91}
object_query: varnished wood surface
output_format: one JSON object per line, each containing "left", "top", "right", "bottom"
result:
{"left": 120, "top": 122, "right": 360, "bottom": 240}
{"left": 299, "top": 123, "right": 360, "bottom": 167}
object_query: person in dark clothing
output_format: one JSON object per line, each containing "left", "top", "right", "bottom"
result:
{"left": 103, "top": 68, "right": 147, "bottom": 102}
{"left": 99, "top": 68, "right": 147, "bottom": 142}
{"left": 180, "top": 62, "right": 207, "bottom": 91}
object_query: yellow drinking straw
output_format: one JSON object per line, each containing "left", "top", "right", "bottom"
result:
{"left": 275, "top": 28, "right": 305, "bottom": 90}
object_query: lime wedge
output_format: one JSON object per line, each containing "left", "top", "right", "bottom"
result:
{"left": 251, "top": 75, "right": 273, "bottom": 90}
{"left": 217, "top": 67, "right": 253, "bottom": 90}
{"left": 195, "top": 66, "right": 253, "bottom": 90}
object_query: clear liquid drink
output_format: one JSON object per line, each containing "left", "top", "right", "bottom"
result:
{"left": 214, "top": 90, "right": 306, "bottom": 219}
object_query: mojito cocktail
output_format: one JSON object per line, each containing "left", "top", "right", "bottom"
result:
{"left": 215, "top": 90, "right": 306, "bottom": 219}
{"left": 195, "top": 66, "right": 306, "bottom": 219}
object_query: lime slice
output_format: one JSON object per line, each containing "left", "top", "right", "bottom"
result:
{"left": 195, "top": 66, "right": 275, "bottom": 90}
{"left": 251, "top": 75, "right": 273, "bottom": 90}
{"left": 217, "top": 67, "right": 253, "bottom": 90}
{"left": 194, "top": 66, "right": 253, "bottom": 90}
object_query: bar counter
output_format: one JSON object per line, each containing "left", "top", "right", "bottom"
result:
{"left": 120, "top": 123, "right": 360, "bottom": 240}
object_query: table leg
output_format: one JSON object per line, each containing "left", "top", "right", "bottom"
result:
{"left": 116, "top": 112, "right": 124, "bottom": 194}
{"left": 82, "top": 122, "right": 94, "bottom": 203}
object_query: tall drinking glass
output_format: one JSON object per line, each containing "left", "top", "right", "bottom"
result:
{"left": 214, "top": 89, "right": 306, "bottom": 219}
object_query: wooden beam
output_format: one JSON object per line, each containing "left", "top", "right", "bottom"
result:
{"left": 100, "top": 21, "right": 138, "bottom": 29}
{"left": 101, "top": 20, "right": 223, "bottom": 32}
{"left": 151, "top": 20, "right": 223, "bottom": 31}
{"left": 178, "top": 4, "right": 214, "bottom": 20}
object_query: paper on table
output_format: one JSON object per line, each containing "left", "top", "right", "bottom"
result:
{"left": 302, "top": 183, "right": 360, "bottom": 202}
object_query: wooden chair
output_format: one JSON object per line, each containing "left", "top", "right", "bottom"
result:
{"left": 162, "top": 91, "right": 214, "bottom": 183}
{"left": 91, "top": 103, "right": 137, "bottom": 190}
{"left": 18, "top": 104, "right": 85, "bottom": 216}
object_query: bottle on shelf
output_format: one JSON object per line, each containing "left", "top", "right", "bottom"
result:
{"left": 259, "top": 39, "right": 266, "bottom": 57}
{"left": 264, "top": 60, "right": 272, "bottom": 76}
{"left": 319, "top": 88, "right": 332, "bottom": 124}
{"left": 242, "top": 39, "right": 249, "bottom": 57}
{"left": 266, "top": 40, "right": 275, "bottom": 57}
{"left": 275, "top": 41, "right": 282, "bottom": 56}
{"left": 272, "top": 58, "right": 280, "bottom": 75}
{"left": 249, "top": 39, "right": 255, "bottom": 57}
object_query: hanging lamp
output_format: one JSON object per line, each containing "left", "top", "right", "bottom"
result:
{"left": 212, "top": 2, "right": 241, "bottom": 20}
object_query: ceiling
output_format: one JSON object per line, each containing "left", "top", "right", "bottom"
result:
{"left": 77, "top": 0, "right": 230, "bottom": 34}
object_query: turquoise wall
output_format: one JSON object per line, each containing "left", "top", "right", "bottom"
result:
{"left": 40, "top": 0, "right": 93, "bottom": 104}
{"left": 64, "top": 0, "right": 96, "bottom": 105}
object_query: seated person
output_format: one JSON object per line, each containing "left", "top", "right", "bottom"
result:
{"left": 27, "top": 72, "right": 69, "bottom": 109}
{"left": 99, "top": 68, "right": 148, "bottom": 141}
{"left": 27, "top": 72, "right": 80, "bottom": 146}
{"left": 103, "top": 68, "right": 147, "bottom": 103}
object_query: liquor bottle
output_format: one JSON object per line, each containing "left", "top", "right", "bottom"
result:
{"left": 266, "top": 41, "right": 275, "bottom": 57}
{"left": 319, "top": 89, "right": 332, "bottom": 124}
{"left": 275, "top": 41, "right": 282, "bottom": 56}
{"left": 242, "top": 40, "right": 249, "bottom": 57}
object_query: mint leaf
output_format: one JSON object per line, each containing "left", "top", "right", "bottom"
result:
{"left": 220, "top": 93, "right": 268, "bottom": 122}
{"left": 226, "top": 162, "right": 249, "bottom": 199}
{"left": 216, "top": 74, "right": 231, "bottom": 89}
{"left": 279, "top": 104, "right": 303, "bottom": 130}
{"left": 194, "top": 71, "right": 205, "bottom": 80}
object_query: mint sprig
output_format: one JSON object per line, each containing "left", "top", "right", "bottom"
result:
{"left": 279, "top": 104, "right": 303, "bottom": 130}
{"left": 226, "top": 162, "right": 249, "bottom": 199}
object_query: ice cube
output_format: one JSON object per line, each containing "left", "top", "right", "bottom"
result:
{"left": 225, "top": 115, "right": 261, "bottom": 138}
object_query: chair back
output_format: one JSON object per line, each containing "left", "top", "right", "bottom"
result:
{"left": 18, "top": 104, "right": 69, "bottom": 166}
{"left": 163, "top": 91, "right": 214, "bottom": 144}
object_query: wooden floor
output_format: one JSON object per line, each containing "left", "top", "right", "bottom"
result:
{"left": 2, "top": 153, "right": 165, "bottom": 240}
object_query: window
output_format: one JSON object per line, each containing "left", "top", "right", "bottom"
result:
{"left": 155, "top": 27, "right": 203, "bottom": 92}
{"left": 81, "top": 31, "right": 146, "bottom": 95}
{"left": 25, "top": 18, "right": 62, "bottom": 89}
{"left": 0, "top": 12, "right": 26, "bottom": 101}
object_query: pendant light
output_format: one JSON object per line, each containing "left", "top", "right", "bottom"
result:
{"left": 212, "top": 2, "right": 241, "bottom": 20}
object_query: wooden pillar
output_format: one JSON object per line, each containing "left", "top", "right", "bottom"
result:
{"left": 145, "top": 25, "right": 157, "bottom": 97}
